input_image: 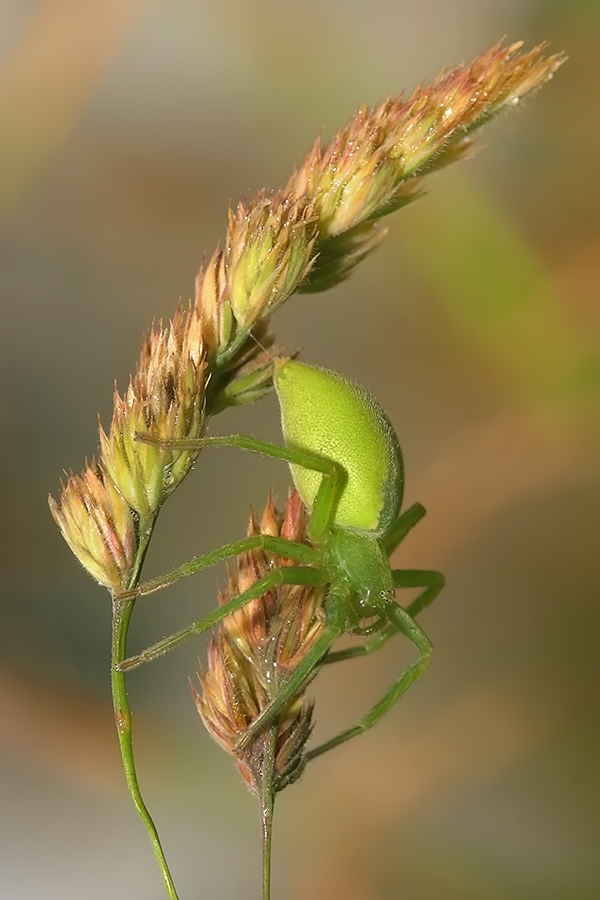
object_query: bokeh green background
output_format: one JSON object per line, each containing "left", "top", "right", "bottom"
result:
{"left": 1, "top": 1, "right": 598, "bottom": 898}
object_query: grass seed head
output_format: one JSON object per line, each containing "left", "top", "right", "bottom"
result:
{"left": 285, "top": 40, "right": 565, "bottom": 289}
{"left": 225, "top": 191, "right": 317, "bottom": 329}
{"left": 195, "top": 490, "right": 326, "bottom": 793}
{"left": 48, "top": 461, "right": 138, "bottom": 591}
{"left": 99, "top": 308, "right": 207, "bottom": 517}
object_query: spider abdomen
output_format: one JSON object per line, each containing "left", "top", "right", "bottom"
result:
{"left": 275, "top": 360, "right": 404, "bottom": 534}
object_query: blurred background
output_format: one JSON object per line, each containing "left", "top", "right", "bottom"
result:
{"left": 1, "top": 1, "right": 598, "bottom": 898}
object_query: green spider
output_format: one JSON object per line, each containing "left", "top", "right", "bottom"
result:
{"left": 118, "top": 359, "right": 444, "bottom": 758}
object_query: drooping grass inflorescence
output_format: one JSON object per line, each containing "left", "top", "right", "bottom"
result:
{"left": 49, "top": 40, "right": 564, "bottom": 900}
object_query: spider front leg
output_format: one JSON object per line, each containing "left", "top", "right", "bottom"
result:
{"left": 230, "top": 563, "right": 442, "bottom": 754}
{"left": 305, "top": 596, "right": 434, "bottom": 763}
{"left": 322, "top": 568, "right": 444, "bottom": 665}
{"left": 394, "top": 567, "right": 446, "bottom": 618}
{"left": 234, "top": 587, "right": 350, "bottom": 752}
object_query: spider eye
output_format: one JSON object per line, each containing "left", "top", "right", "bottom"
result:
{"left": 381, "top": 589, "right": 394, "bottom": 603}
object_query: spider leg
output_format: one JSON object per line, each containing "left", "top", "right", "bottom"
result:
{"left": 233, "top": 588, "right": 349, "bottom": 752}
{"left": 320, "top": 623, "right": 397, "bottom": 665}
{"left": 320, "top": 568, "right": 444, "bottom": 665}
{"left": 394, "top": 568, "right": 445, "bottom": 618}
{"left": 136, "top": 432, "right": 347, "bottom": 539}
{"left": 114, "top": 534, "right": 322, "bottom": 600}
{"left": 383, "top": 502, "right": 427, "bottom": 556}
{"left": 118, "top": 563, "right": 330, "bottom": 671}
{"left": 305, "top": 600, "right": 433, "bottom": 763}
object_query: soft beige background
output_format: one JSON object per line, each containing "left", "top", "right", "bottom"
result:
{"left": 1, "top": 1, "right": 598, "bottom": 898}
